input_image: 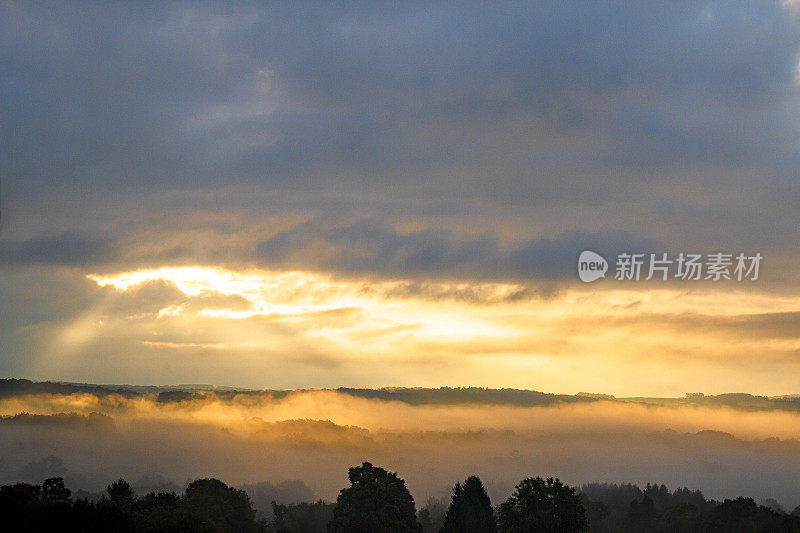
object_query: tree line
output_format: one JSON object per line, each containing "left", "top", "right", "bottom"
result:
{"left": 10, "top": 379, "right": 800, "bottom": 414}
{"left": 2, "top": 461, "right": 799, "bottom": 532}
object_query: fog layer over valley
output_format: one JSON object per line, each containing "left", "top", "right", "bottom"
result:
{"left": 1, "top": 381, "right": 800, "bottom": 511}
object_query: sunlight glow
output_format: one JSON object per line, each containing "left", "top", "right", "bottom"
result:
{"left": 79, "top": 266, "right": 800, "bottom": 395}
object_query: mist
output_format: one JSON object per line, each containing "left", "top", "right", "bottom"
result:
{"left": 1, "top": 389, "right": 799, "bottom": 510}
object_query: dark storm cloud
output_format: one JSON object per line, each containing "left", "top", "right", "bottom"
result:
{"left": 509, "top": 230, "right": 660, "bottom": 279}
{"left": 0, "top": 232, "right": 116, "bottom": 267}
{"left": 204, "top": 2, "right": 800, "bottom": 207}
{"left": 3, "top": 2, "right": 798, "bottom": 193}
{"left": 258, "top": 218, "right": 659, "bottom": 280}
{"left": 0, "top": 1, "right": 798, "bottom": 276}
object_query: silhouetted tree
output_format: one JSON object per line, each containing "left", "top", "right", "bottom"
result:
{"left": 419, "top": 497, "right": 447, "bottom": 533}
{"left": 72, "top": 497, "right": 133, "bottom": 532}
{"left": 42, "top": 476, "right": 71, "bottom": 505}
{"left": 441, "top": 475, "right": 496, "bottom": 532}
{"left": 106, "top": 478, "right": 136, "bottom": 508}
{"left": 655, "top": 503, "right": 701, "bottom": 533}
{"left": 130, "top": 491, "right": 182, "bottom": 531}
{"left": 135, "top": 491, "right": 181, "bottom": 512}
{"left": 0, "top": 482, "right": 41, "bottom": 529}
{"left": 271, "top": 499, "right": 334, "bottom": 532}
{"left": 671, "top": 487, "right": 710, "bottom": 510}
{"left": 626, "top": 495, "right": 655, "bottom": 531}
{"left": 583, "top": 498, "right": 610, "bottom": 531}
{"left": 11, "top": 470, "right": 800, "bottom": 533}
{"left": 706, "top": 497, "right": 799, "bottom": 532}
{"left": 498, "top": 477, "right": 588, "bottom": 533}
{"left": 328, "top": 462, "right": 422, "bottom": 532}
{"left": 0, "top": 480, "right": 132, "bottom": 532}
{"left": 183, "top": 478, "right": 261, "bottom": 532}
{"left": 579, "top": 481, "right": 716, "bottom": 532}
{"left": 580, "top": 482, "right": 642, "bottom": 531}
{"left": 761, "top": 497, "right": 787, "bottom": 515}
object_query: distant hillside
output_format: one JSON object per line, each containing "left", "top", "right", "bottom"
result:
{"left": 0, "top": 379, "right": 139, "bottom": 399}
{"left": 619, "top": 392, "right": 800, "bottom": 412}
{"left": 2, "top": 379, "right": 800, "bottom": 412}
{"left": 335, "top": 386, "right": 595, "bottom": 406}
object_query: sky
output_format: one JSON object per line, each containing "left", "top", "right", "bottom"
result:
{"left": 1, "top": 2, "right": 800, "bottom": 395}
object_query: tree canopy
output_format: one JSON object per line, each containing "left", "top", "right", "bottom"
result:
{"left": 441, "top": 475, "right": 497, "bottom": 532}
{"left": 328, "top": 461, "right": 422, "bottom": 532}
{"left": 0, "top": 469, "right": 797, "bottom": 532}
{"left": 498, "top": 477, "right": 588, "bottom": 533}
{"left": 106, "top": 478, "right": 136, "bottom": 509}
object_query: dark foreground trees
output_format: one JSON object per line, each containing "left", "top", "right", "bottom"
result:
{"left": 183, "top": 478, "right": 259, "bottom": 532}
{"left": 0, "top": 476, "right": 267, "bottom": 532}
{"left": 328, "top": 461, "right": 422, "bottom": 532}
{"left": 0, "top": 477, "right": 131, "bottom": 532}
{"left": 441, "top": 475, "right": 497, "bottom": 532}
{"left": 498, "top": 476, "right": 589, "bottom": 533}
{"left": 272, "top": 500, "right": 334, "bottom": 532}
{"left": 581, "top": 482, "right": 800, "bottom": 532}
{"left": 2, "top": 469, "right": 799, "bottom": 532}
{"left": 106, "top": 478, "right": 136, "bottom": 509}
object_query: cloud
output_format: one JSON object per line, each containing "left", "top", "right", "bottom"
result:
{"left": 0, "top": 232, "right": 116, "bottom": 267}
{"left": 641, "top": 311, "right": 800, "bottom": 341}
{"left": 1, "top": 2, "right": 800, "bottom": 398}
{"left": 0, "top": 1, "right": 797, "bottom": 281}
{"left": 4, "top": 263, "right": 796, "bottom": 395}
{"left": 258, "top": 219, "right": 661, "bottom": 280}
{"left": 2, "top": 2, "right": 798, "bottom": 202}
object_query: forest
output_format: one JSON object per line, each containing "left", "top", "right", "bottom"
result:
{"left": 3, "top": 461, "right": 800, "bottom": 532}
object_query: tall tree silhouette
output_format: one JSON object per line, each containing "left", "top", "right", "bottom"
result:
{"left": 441, "top": 475, "right": 497, "bottom": 532}
{"left": 106, "top": 478, "right": 135, "bottom": 509}
{"left": 328, "top": 462, "right": 422, "bottom": 532}
{"left": 498, "top": 477, "right": 588, "bottom": 533}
